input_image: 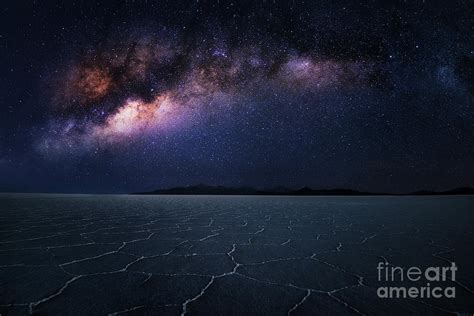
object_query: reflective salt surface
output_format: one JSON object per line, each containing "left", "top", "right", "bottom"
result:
{"left": 0, "top": 194, "right": 473, "bottom": 315}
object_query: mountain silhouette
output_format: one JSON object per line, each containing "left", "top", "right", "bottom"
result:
{"left": 134, "top": 185, "right": 474, "bottom": 196}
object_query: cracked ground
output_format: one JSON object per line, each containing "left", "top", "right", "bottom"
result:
{"left": 0, "top": 194, "right": 473, "bottom": 315}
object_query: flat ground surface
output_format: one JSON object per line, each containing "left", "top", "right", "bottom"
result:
{"left": 0, "top": 194, "right": 473, "bottom": 315}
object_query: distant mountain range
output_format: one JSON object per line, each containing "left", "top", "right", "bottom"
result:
{"left": 134, "top": 185, "right": 474, "bottom": 196}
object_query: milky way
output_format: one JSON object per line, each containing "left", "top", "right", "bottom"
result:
{"left": 1, "top": 0, "right": 473, "bottom": 193}
{"left": 40, "top": 29, "right": 378, "bottom": 152}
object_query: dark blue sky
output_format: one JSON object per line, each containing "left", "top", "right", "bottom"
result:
{"left": 0, "top": 0, "right": 473, "bottom": 193}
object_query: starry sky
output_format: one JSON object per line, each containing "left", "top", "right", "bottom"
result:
{"left": 0, "top": 0, "right": 473, "bottom": 193}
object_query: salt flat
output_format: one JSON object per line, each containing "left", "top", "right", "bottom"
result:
{"left": 0, "top": 194, "right": 473, "bottom": 315}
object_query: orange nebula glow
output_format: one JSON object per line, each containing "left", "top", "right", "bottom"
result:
{"left": 93, "top": 93, "right": 177, "bottom": 142}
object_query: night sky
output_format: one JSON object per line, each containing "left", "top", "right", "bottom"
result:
{"left": 0, "top": 0, "right": 473, "bottom": 193}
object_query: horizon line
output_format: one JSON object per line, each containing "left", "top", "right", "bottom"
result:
{"left": 1, "top": 185, "right": 473, "bottom": 196}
